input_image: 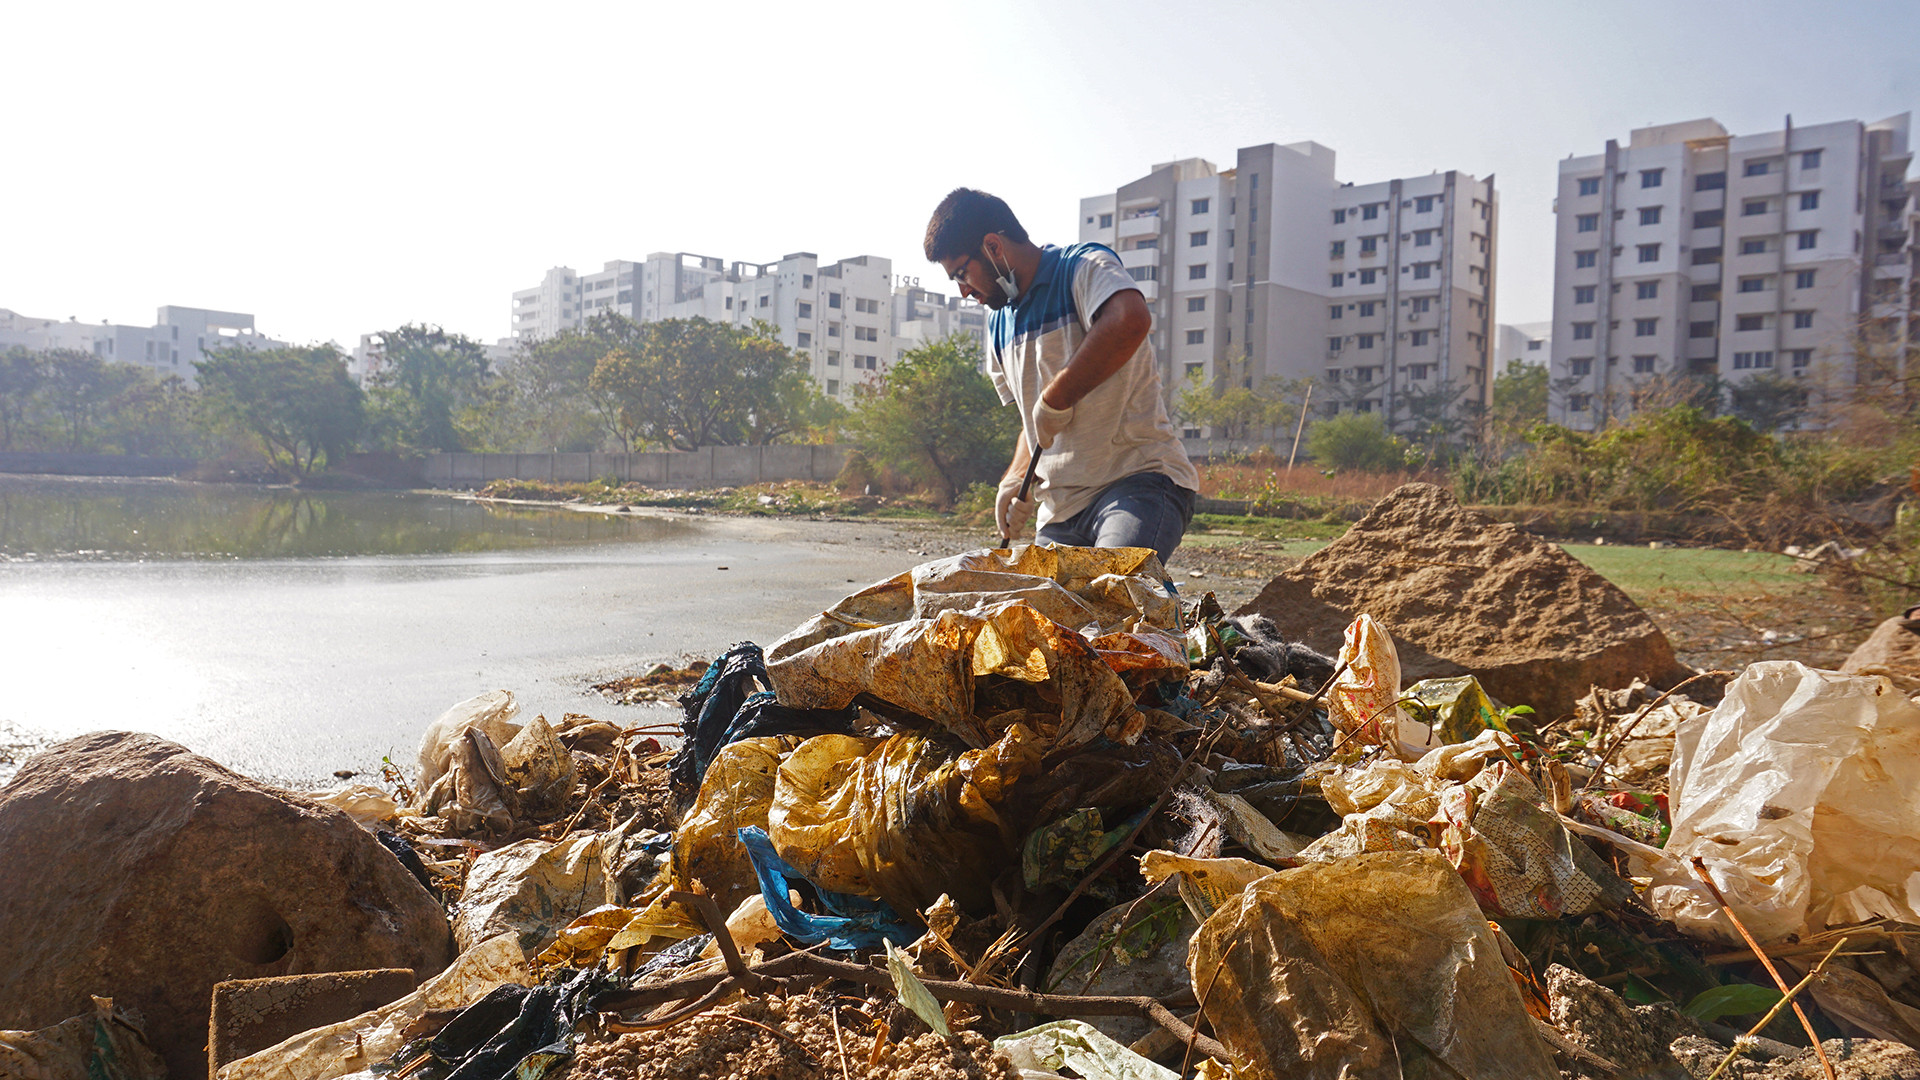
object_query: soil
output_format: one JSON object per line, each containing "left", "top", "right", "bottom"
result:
{"left": 564, "top": 989, "right": 1019, "bottom": 1080}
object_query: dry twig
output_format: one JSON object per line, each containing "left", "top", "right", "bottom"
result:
{"left": 1688, "top": 858, "right": 1837, "bottom": 1080}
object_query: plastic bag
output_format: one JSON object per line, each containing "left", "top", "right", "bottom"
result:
{"left": 1403, "top": 674, "right": 1504, "bottom": 744}
{"left": 1138, "top": 852, "right": 1275, "bottom": 922}
{"left": 453, "top": 831, "right": 619, "bottom": 954}
{"left": 308, "top": 784, "right": 398, "bottom": 827}
{"left": 1187, "top": 850, "right": 1558, "bottom": 1080}
{"left": 767, "top": 726, "right": 1044, "bottom": 914}
{"left": 737, "top": 825, "right": 917, "bottom": 952}
{"left": 1649, "top": 661, "right": 1920, "bottom": 944}
{"left": 217, "top": 934, "right": 531, "bottom": 1080}
{"left": 415, "top": 692, "right": 577, "bottom": 833}
{"left": 0, "top": 996, "right": 166, "bottom": 1080}
{"left": 1044, "top": 892, "right": 1198, "bottom": 1046}
{"left": 1327, "top": 614, "right": 1404, "bottom": 739}
{"left": 672, "top": 736, "right": 803, "bottom": 914}
{"left": 418, "top": 689, "right": 520, "bottom": 791}
{"left": 993, "top": 1019, "right": 1179, "bottom": 1080}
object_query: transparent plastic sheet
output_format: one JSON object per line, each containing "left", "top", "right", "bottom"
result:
{"left": 670, "top": 735, "right": 803, "bottom": 914}
{"left": 307, "top": 784, "right": 398, "bottom": 827}
{"left": 0, "top": 996, "right": 167, "bottom": 1080}
{"left": 1187, "top": 850, "right": 1558, "bottom": 1080}
{"left": 415, "top": 694, "right": 576, "bottom": 833}
{"left": 417, "top": 689, "right": 521, "bottom": 792}
{"left": 217, "top": 934, "right": 531, "bottom": 1080}
{"left": 993, "top": 1019, "right": 1180, "bottom": 1080}
{"left": 1648, "top": 661, "right": 1920, "bottom": 944}
{"left": 767, "top": 726, "right": 1044, "bottom": 914}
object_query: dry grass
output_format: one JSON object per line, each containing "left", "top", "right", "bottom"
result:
{"left": 1193, "top": 460, "right": 1449, "bottom": 502}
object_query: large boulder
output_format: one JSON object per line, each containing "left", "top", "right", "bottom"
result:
{"left": 1236, "top": 484, "right": 1680, "bottom": 720}
{"left": 0, "top": 732, "right": 454, "bottom": 1079}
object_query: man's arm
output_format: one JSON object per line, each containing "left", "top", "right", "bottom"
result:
{"left": 1038, "top": 289, "right": 1151, "bottom": 410}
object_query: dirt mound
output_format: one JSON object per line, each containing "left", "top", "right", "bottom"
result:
{"left": 1237, "top": 483, "right": 1680, "bottom": 719}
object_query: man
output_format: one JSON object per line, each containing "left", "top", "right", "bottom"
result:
{"left": 924, "top": 188, "right": 1199, "bottom": 566}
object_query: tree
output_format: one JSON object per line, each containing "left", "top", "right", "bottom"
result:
{"left": 365, "top": 325, "right": 490, "bottom": 451}
{"left": 1305, "top": 411, "right": 1410, "bottom": 472}
{"left": 1489, "top": 359, "right": 1548, "bottom": 436}
{"left": 40, "top": 349, "right": 147, "bottom": 451}
{"left": 0, "top": 346, "right": 45, "bottom": 450}
{"left": 1728, "top": 373, "right": 1811, "bottom": 433}
{"left": 1171, "top": 354, "right": 1301, "bottom": 445}
{"left": 588, "top": 317, "right": 813, "bottom": 450}
{"left": 845, "top": 336, "right": 1017, "bottom": 503}
{"left": 196, "top": 345, "right": 365, "bottom": 475}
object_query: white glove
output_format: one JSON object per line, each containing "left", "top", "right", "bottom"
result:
{"left": 996, "top": 474, "right": 1036, "bottom": 542}
{"left": 1032, "top": 397, "right": 1074, "bottom": 450}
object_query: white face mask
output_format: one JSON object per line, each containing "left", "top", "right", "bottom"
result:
{"left": 986, "top": 243, "right": 1020, "bottom": 304}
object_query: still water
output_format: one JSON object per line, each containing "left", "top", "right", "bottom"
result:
{"left": 0, "top": 476, "right": 933, "bottom": 787}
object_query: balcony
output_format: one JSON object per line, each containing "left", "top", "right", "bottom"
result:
{"left": 1120, "top": 247, "right": 1160, "bottom": 269}
{"left": 1117, "top": 214, "right": 1161, "bottom": 240}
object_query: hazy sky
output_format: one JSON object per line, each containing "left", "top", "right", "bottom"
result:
{"left": 6, "top": 0, "right": 1915, "bottom": 348}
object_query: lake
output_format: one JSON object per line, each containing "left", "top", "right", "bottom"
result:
{"left": 0, "top": 475, "right": 957, "bottom": 787}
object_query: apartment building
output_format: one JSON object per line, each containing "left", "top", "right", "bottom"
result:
{"left": 510, "top": 252, "right": 977, "bottom": 403}
{"left": 1080, "top": 144, "right": 1497, "bottom": 434}
{"left": 1496, "top": 322, "right": 1553, "bottom": 368}
{"left": 891, "top": 283, "right": 989, "bottom": 362}
{"left": 1548, "top": 114, "right": 1913, "bottom": 428}
{"left": 0, "top": 306, "right": 283, "bottom": 387}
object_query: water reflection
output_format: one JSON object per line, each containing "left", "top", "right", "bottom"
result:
{"left": 0, "top": 475, "right": 687, "bottom": 559}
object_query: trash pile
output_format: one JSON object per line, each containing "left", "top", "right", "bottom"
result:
{"left": 10, "top": 516, "right": 1920, "bottom": 1079}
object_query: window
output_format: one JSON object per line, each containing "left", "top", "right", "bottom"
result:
{"left": 1358, "top": 334, "right": 1376, "bottom": 349}
{"left": 1640, "top": 168, "right": 1663, "bottom": 188}
{"left": 1250, "top": 174, "right": 1259, "bottom": 188}
{"left": 1330, "top": 240, "right": 1345, "bottom": 258}
{"left": 1571, "top": 357, "right": 1594, "bottom": 376}
{"left": 1324, "top": 368, "right": 1341, "bottom": 381}
{"left": 797, "top": 302, "right": 812, "bottom": 318}
{"left": 1408, "top": 363, "right": 1433, "bottom": 379}
{"left": 1577, "top": 213, "right": 1599, "bottom": 232}
{"left": 1359, "top": 301, "right": 1377, "bottom": 317}
{"left": 1574, "top": 285, "right": 1597, "bottom": 304}
{"left": 1186, "top": 329, "right": 1206, "bottom": 345}
{"left": 1740, "top": 238, "right": 1768, "bottom": 255}
{"left": 1637, "top": 281, "right": 1659, "bottom": 300}
{"left": 725, "top": 297, "right": 734, "bottom": 310}
{"left": 1738, "top": 276, "right": 1767, "bottom": 293}
{"left": 1696, "top": 171, "right": 1727, "bottom": 190}
{"left": 1733, "top": 350, "right": 1775, "bottom": 369}
{"left": 802, "top": 274, "right": 813, "bottom": 288}
{"left": 1185, "top": 363, "right": 1206, "bottom": 380}
{"left": 1330, "top": 273, "right": 1343, "bottom": 287}
{"left": 1572, "top": 322, "right": 1595, "bottom": 340}
{"left": 1130, "top": 266, "right": 1159, "bottom": 281}
{"left": 828, "top": 292, "right": 842, "bottom": 308}
{"left": 1527, "top": 340, "right": 1543, "bottom": 352}
{"left": 1694, "top": 209, "right": 1724, "bottom": 228}
{"left": 1410, "top": 329, "right": 1432, "bottom": 346}
{"left": 1576, "top": 249, "right": 1597, "bottom": 269}
{"left": 1691, "top": 285, "right": 1720, "bottom": 301}
{"left": 1132, "top": 237, "right": 1159, "bottom": 249}
{"left": 826, "top": 350, "right": 840, "bottom": 366}
{"left": 758, "top": 295, "right": 770, "bottom": 308}
{"left": 1690, "top": 321, "right": 1717, "bottom": 338}
{"left": 1358, "top": 268, "right": 1378, "bottom": 284}
{"left": 1633, "top": 355, "right": 1657, "bottom": 374}
{"left": 1745, "top": 160, "right": 1771, "bottom": 177}
{"left": 1797, "top": 230, "right": 1818, "bottom": 250}
{"left": 1412, "top": 262, "right": 1433, "bottom": 280}
{"left": 1578, "top": 177, "right": 1601, "bottom": 196}
{"left": 1637, "top": 243, "right": 1661, "bottom": 262}
{"left": 1333, "top": 208, "right": 1347, "bottom": 224}
{"left": 1410, "top": 296, "right": 1432, "bottom": 313}
{"left": 1188, "top": 296, "right": 1207, "bottom": 312}
{"left": 1414, "top": 229, "right": 1435, "bottom": 246}
{"left": 1250, "top": 207, "right": 1258, "bottom": 222}
{"left": 1801, "top": 150, "right": 1822, "bottom": 169}
{"left": 1789, "top": 348, "right": 1813, "bottom": 368}
{"left": 1795, "top": 269, "right": 1817, "bottom": 289}
{"left": 855, "top": 297, "right": 881, "bottom": 314}
{"left": 1640, "top": 206, "right": 1662, "bottom": 225}
{"left": 1743, "top": 198, "right": 1769, "bottom": 216}
{"left": 1737, "top": 314, "right": 1766, "bottom": 331}
{"left": 1792, "top": 311, "right": 1814, "bottom": 329}
{"left": 1362, "top": 203, "right": 1380, "bottom": 220}
{"left": 1328, "top": 336, "right": 1343, "bottom": 353}
{"left": 1099, "top": 213, "right": 1114, "bottom": 228}
{"left": 1693, "top": 246, "right": 1723, "bottom": 264}
{"left": 1359, "top": 235, "right": 1378, "bottom": 254}
{"left": 1415, "top": 195, "right": 1435, "bottom": 213}
{"left": 1799, "top": 191, "right": 1820, "bottom": 211}
{"left": 1569, "top": 393, "right": 1592, "bottom": 412}
{"left": 827, "top": 322, "right": 841, "bottom": 337}
{"left": 1328, "top": 304, "right": 1342, "bottom": 319}
{"left": 1634, "top": 318, "right": 1658, "bottom": 336}
{"left": 796, "top": 332, "right": 812, "bottom": 348}
{"left": 1191, "top": 197, "right": 1210, "bottom": 214}
{"left": 860, "top": 354, "right": 879, "bottom": 369}
{"left": 826, "top": 379, "right": 839, "bottom": 395}
{"left": 1188, "top": 264, "right": 1208, "bottom": 280}
{"left": 854, "top": 326, "right": 879, "bottom": 341}
{"left": 1190, "top": 231, "right": 1209, "bottom": 247}
{"left": 1355, "top": 368, "right": 1374, "bottom": 383}
{"left": 1248, "top": 241, "right": 1257, "bottom": 256}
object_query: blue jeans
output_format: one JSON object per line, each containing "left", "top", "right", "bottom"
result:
{"left": 1037, "top": 471, "right": 1196, "bottom": 566}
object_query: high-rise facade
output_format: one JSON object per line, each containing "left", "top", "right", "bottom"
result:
{"left": 1080, "top": 144, "right": 1497, "bottom": 434}
{"left": 1548, "top": 114, "right": 1913, "bottom": 428}
{"left": 0, "top": 306, "right": 284, "bottom": 388}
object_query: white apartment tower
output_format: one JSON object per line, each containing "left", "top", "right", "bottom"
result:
{"left": 0, "top": 306, "right": 283, "bottom": 388}
{"left": 1549, "top": 114, "right": 1914, "bottom": 428}
{"left": 1081, "top": 144, "right": 1497, "bottom": 433}
{"left": 510, "top": 252, "right": 965, "bottom": 403}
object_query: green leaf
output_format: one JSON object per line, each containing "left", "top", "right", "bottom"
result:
{"left": 1683, "top": 982, "right": 1782, "bottom": 1022}
{"left": 885, "top": 939, "right": 951, "bottom": 1036}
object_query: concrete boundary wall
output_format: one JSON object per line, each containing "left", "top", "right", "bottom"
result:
{"left": 421, "top": 445, "right": 851, "bottom": 489}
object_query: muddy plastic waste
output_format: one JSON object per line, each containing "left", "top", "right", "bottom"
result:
{"left": 453, "top": 828, "right": 629, "bottom": 954}
{"left": 384, "top": 967, "right": 601, "bottom": 1080}
{"left": 670, "top": 735, "right": 802, "bottom": 914}
{"left": 1403, "top": 673, "right": 1506, "bottom": 744}
{"left": 1044, "top": 889, "right": 1198, "bottom": 1046}
{"left": 1188, "top": 849, "right": 1559, "bottom": 1080}
{"left": 1650, "top": 660, "right": 1920, "bottom": 945}
{"left": 309, "top": 783, "right": 399, "bottom": 827}
{"left": 666, "top": 642, "right": 855, "bottom": 808}
{"left": 993, "top": 1019, "right": 1179, "bottom": 1080}
{"left": 0, "top": 996, "right": 167, "bottom": 1080}
{"left": 218, "top": 934, "right": 532, "bottom": 1080}
{"left": 415, "top": 691, "right": 578, "bottom": 833}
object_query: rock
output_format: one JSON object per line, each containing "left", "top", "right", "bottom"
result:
{"left": 209, "top": 969, "right": 417, "bottom": 1075}
{"left": 1771, "top": 1039, "right": 1920, "bottom": 1079}
{"left": 0, "top": 732, "right": 454, "bottom": 1080}
{"left": 1237, "top": 484, "right": 1681, "bottom": 720}
{"left": 1841, "top": 615, "right": 1920, "bottom": 683}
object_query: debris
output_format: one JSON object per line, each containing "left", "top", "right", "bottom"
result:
{"left": 0, "top": 997, "right": 167, "bottom": 1080}
{"left": 0, "top": 732, "right": 453, "bottom": 1080}
{"left": 209, "top": 969, "right": 416, "bottom": 1075}
{"left": 1841, "top": 610, "right": 1920, "bottom": 687}
{"left": 993, "top": 1019, "right": 1179, "bottom": 1080}
{"left": 453, "top": 829, "right": 627, "bottom": 954}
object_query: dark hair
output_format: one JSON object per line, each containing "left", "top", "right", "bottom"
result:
{"left": 923, "top": 188, "right": 1029, "bottom": 263}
